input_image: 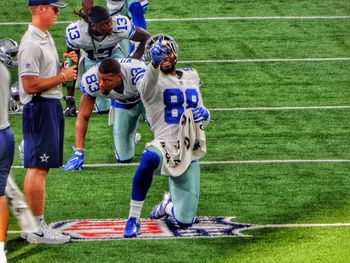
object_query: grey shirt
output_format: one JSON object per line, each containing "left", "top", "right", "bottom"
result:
{"left": 0, "top": 62, "right": 10, "bottom": 130}
{"left": 18, "top": 24, "right": 62, "bottom": 104}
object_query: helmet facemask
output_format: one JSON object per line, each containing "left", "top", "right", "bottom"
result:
{"left": 0, "top": 38, "right": 19, "bottom": 68}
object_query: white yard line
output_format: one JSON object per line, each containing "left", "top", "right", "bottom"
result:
{"left": 11, "top": 159, "right": 350, "bottom": 169}
{"left": 249, "top": 223, "right": 350, "bottom": 231}
{"left": 1, "top": 16, "right": 350, "bottom": 26}
{"left": 209, "top": 106, "right": 350, "bottom": 111}
{"left": 8, "top": 105, "right": 350, "bottom": 115}
{"left": 178, "top": 58, "right": 350, "bottom": 64}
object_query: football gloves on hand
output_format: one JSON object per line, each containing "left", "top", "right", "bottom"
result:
{"left": 193, "top": 106, "right": 209, "bottom": 123}
{"left": 63, "top": 148, "right": 84, "bottom": 171}
{"left": 150, "top": 39, "right": 168, "bottom": 64}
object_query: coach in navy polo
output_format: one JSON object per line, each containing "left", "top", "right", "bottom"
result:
{"left": 18, "top": 0, "right": 77, "bottom": 244}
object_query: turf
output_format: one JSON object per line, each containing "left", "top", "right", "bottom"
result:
{"left": 2, "top": 0, "right": 350, "bottom": 262}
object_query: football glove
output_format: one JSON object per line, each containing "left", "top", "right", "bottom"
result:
{"left": 193, "top": 106, "right": 209, "bottom": 123}
{"left": 150, "top": 39, "right": 168, "bottom": 64}
{"left": 63, "top": 148, "right": 84, "bottom": 171}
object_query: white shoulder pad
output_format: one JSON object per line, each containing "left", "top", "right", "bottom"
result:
{"left": 119, "top": 58, "right": 146, "bottom": 87}
{"left": 112, "top": 15, "right": 136, "bottom": 38}
{"left": 65, "top": 20, "right": 86, "bottom": 50}
{"left": 181, "top": 68, "right": 201, "bottom": 87}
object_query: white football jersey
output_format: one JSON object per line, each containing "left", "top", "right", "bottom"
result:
{"left": 138, "top": 65, "right": 204, "bottom": 142}
{"left": 107, "top": 0, "right": 149, "bottom": 16}
{"left": 80, "top": 58, "right": 146, "bottom": 104}
{"left": 65, "top": 15, "right": 136, "bottom": 61}
{"left": 0, "top": 62, "right": 10, "bottom": 130}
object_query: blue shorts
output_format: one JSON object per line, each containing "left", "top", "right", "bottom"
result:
{"left": 22, "top": 97, "right": 64, "bottom": 168}
{"left": 0, "top": 127, "right": 14, "bottom": 196}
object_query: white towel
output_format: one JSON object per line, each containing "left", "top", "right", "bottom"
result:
{"left": 147, "top": 108, "right": 207, "bottom": 177}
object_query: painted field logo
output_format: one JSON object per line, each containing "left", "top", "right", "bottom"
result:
{"left": 50, "top": 217, "right": 253, "bottom": 241}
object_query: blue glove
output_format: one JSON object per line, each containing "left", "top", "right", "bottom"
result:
{"left": 150, "top": 39, "right": 168, "bottom": 64}
{"left": 193, "top": 107, "right": 209, "bottom": 123}
{"left": 63, "top": 148, "right": 84, "bottom": 171}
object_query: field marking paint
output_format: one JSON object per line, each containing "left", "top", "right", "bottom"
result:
{"left": 178, "top": 58, "right": 350, "bottom": 64}
{"left": 1, "top": 16, "right": 350, "bottom": 26}
{"left": 8, "top": 222, "right": 350, "bottom": 235}
{"left": 11, "top": 159, "right": 350, "bottom": 169}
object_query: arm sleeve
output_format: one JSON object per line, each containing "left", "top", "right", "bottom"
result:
{"left": 136, "top": 63, "right": 159, "bottom": 103}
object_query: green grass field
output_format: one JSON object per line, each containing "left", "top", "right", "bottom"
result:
{"left": 2, "top": 0, "right": 350, "bottom": 262}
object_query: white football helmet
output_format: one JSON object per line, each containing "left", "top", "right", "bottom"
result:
{"left": 0, "top": 38, "right": 19, "bottom": 68}
{"left": 8, "top": 81, "right": 22, "bottom": 112}
{"left": 144, "top": 34, "right": 179, "bottom": 62}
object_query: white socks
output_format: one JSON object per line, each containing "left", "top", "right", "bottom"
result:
{"left": 0, "top": 242, "right": 6, "bottom": 263}
{"left": 35, "top": 215, "right": 44, "bottom": 224}
{"left": 129, "top": 200, "right": 144, "bottom": 219}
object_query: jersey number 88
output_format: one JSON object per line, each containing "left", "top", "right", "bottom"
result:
{"left": 163, "top": 88, "right": 199, "bottom": 124}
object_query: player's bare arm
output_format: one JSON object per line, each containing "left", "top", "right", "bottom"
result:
{"left": 75, "top": 94, "right": 96, "bottom": 149}
{"left": 130, "top": 27, "right": 150, "bottom": 59}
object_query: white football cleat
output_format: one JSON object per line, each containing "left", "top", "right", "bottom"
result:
{"left": 134, "top": 133, "right": 141, "bottom": 144}
{"left": 150, "top": 192, "right": 172, "bottom": 219}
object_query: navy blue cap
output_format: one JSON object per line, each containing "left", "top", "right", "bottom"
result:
{"left": 28, "top": 0, "right": 67, "bottom": 8}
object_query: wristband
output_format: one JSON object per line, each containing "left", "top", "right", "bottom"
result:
{"left": 61, "top": 72, "right": 67, "bottom": 83}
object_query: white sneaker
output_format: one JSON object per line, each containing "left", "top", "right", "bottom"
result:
{"left": 0, "top": 250, "right": 7, "bottom": 263}
{"left": 134, "top": 133, "right": 141, "bottom": 144}
{"left": 25, "top": 220, "right": 70, "bottom": 244}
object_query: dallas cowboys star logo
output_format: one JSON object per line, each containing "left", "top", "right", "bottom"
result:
{"left": 39, "top": 153, "right": 50, "bottom": 163}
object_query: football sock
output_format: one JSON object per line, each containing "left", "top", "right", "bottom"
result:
{"left": 129, "top": 200, "right": 144, "bottom": 219}
{"left": 129, "top": 2, "right": 146, "bottom": 29}
{"left": 34, "top": 215, "right": 44, "bottom": 226}
{"left": 0, "top": 242, "right": 4, "bottom": 251}
{"left": 131, "top": 150, "right": 160, "bottom": 201}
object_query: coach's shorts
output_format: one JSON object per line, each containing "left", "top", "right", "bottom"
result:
{"left": 0, "top": 127, "right": 14, "bottom": 196}
{"left": 22, "top": 97, "right": 64, "bottom": 168}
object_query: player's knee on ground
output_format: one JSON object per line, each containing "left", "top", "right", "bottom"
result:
{"left": 172, "top": 188, "right": 198, "bottom": 226}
